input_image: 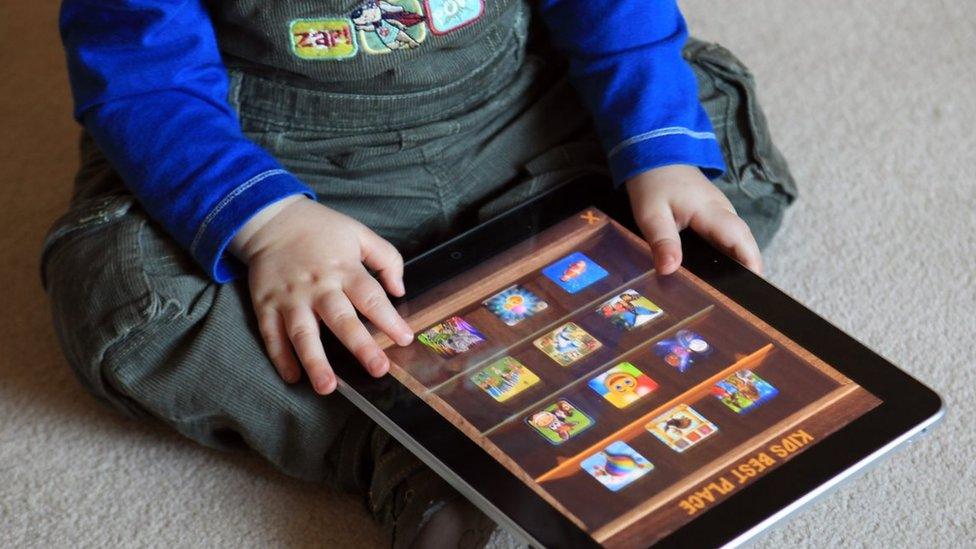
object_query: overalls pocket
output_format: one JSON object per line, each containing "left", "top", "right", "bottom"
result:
{"left": 41, "top": 133, "right": 137, "bottom": 289}
{"left": 475, "top": 138, "right": 609, "bottom": 222}
{"left": 41, "top": 192, "right": 134, "bottom": 277}
{"left": 268, "top": 129, "right": 412, "bottom": 171}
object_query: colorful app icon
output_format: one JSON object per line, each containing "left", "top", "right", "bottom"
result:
{"left": 526, "top": 399, "right": 593, "bottom": 444}
{"left": 533, "top": 322, "right": 602, "bottom": 367}
{"left": 470, "top": 357, "right": 539, "bottom": 403}
{"left": 423, "top": 0, "right": 484, "bottom": 35}
{"left": 418, "top": 316, "right": 486, "bottom": 357}
{"left": 542, "top": 251, "right": 609, "bottom": 294}
{"left": 646, "top": 404, "right": 718, "bottom": 452}
{"left": 350, "top": 0, "right": 427, "bottom": 55}
{"left": 588, "top": 362, "right": 658, "bottom": 409}
{"left": 580, "top": 441, "right": 654, "bottom": 491}
{"left": 653, "top": 329, "right": 712, "bottom": 373}
{"left": 597, "top": 289, "right": 664, "bottom": 330}
{"left": 483, "top": 285, "right": 548, "bottom": 326}
{"left": 711, "top": 369, "right": 778, "bottom": 413}
{"left": 290, "top": 18, "right": 359, "bottom": 60}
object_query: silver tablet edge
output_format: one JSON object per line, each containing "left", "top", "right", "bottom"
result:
{"left": 725, "top": 402, "right": 946, "bottom": 548}
{"left": 336, "top": 380, "right": 544, "bottom": 547}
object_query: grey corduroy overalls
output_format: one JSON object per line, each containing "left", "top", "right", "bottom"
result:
{"left": 42, "top": 0, "right": 797, "bottom": 539}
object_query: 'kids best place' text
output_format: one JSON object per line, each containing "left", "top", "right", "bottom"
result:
{"left": 677, "top": 429, "right": 815, "bottom": 516}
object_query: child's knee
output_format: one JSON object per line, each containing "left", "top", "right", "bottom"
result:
{"left": 43, "top": 204, "right": 354, "bottom": 480}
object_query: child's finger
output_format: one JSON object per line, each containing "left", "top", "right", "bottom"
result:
{"left": 358, "top": 227, "right": 405, "bottom": 296}
{"left": 346, "top": 268, "right": 413, "bottom": 347}
{"left": 721, "top": 215, "right": 763, "bottom": 274}
{"left": 314, "top": 290, "right": 390, "bottom": 378}
{"left": 282, "top": 306, "right": 336, "bottom": 394}
{"left": 690, "top": 207, "right": 763, "bottom": 274}
{"left": 634, "top": 208, "right": 683, "bottom": 275}
{"left": 256, "top": 310, "right": 301, "bottom": 384}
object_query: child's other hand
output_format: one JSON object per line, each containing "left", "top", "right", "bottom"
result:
{"left": 625, "top": 165, "right": 762, "bottom": 276}
{"left": 230, "top": 196, "right": 414, "bottom": 395}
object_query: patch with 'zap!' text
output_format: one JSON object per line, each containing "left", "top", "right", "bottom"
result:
{"left": 290, "top": 18, "right": 359, "bottom": 60}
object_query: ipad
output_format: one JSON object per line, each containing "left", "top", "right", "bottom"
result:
{"left": 332, "top": 176, "right": 943, "bottom": 548}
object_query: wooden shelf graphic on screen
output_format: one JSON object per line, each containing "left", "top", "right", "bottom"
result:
{"left": 477, "top": 305, "right": 714, "bottom": 439}
{"left": 535, "top": 344, "right": 774, "bottom": 484}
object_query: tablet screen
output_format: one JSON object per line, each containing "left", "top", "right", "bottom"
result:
{"left": 375, "top": 208, "right": 882, "bottom": 547}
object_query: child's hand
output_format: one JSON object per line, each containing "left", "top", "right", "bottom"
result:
{"left": 626, "top": 165, "right": 763, "bottom": 275}
{"left": 230, "top": 196, "right": 414, "bottom": 395}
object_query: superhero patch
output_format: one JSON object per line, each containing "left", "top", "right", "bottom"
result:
{"left": 423, "top": 0, "right": 485, "bottom": 35}
{"left": 290, "top": 19, "right": 359, "bottom": 60}
{"left": 350, "top": 0, "right": 428, "bottom": 54}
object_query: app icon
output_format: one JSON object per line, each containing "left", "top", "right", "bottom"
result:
{"left": 470, "top": 357, "right": 539, "bottom": 403}
{"left": 483, "top": 285, "right": 548, "bottom": 326}
{"left": 597, "top": 289, "right": 663, "bottom": 330}
{"left": 580, "top": 441, "right": 654, "bottom": 491}
{"left": 527, "top": 399, "right": 593, "bottom": 444}
{"left": 712, "top": 369, "right": 778, "bottom": 413}
{"left": 418, "top": 316, "right": 486, "bottom": 357}
{"left": 542, "top": 251, "right": 609, "bottom": 294}
{"left": 588, "top": 362, "right": 658, "bottom": 409}
{"left": 533, "top": 322, "right": 602, "bottom": 367}
{"left": 646, "top": 404, "right": 718, "bottom": 452}
{"left": 653, "top": 329, "right": 712, "bottom": 373}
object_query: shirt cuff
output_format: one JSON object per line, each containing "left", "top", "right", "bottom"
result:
{"left": 607, "top": 128, "right": 727, "bottom": 187}
{"left": 189, "top": 169, "right": 315, "bottom": 283}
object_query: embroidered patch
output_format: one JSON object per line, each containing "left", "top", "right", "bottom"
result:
{"left": 350, "top": 0, "right": 427, "bottom": 54}
{"left": 290, "top": 18, "right": 359, "bottom": 60}
{"left": 423, "top": 0, "right": 484, "bottom": 35}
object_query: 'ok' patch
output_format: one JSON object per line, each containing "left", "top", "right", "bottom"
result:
{"left": 423, "top": 0, "right": 485, "bottom": 35}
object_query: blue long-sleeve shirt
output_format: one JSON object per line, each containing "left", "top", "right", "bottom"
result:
{"left": 60, "top": 0, "right": 725, "bottom": 283}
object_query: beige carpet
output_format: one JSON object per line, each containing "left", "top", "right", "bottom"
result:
{"left": 2, "top": 1, "right": 973, "bottom": 547}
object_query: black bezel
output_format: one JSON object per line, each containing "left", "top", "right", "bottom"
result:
{"left": 330, "top": 175, "right": 943, "bottom": 548}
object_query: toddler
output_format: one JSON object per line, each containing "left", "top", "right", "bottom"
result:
{"left": 45, "top": 0, "right": 796, "bottom": 546}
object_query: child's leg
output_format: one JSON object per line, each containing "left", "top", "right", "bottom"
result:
{"left": 44, "top": 133, "right": 343, "bottom": 482}
{"left": 42, "top": 133, "right": 488, "bottom": 547}
{"left": 42, "top": 133, "right": 377, "bottom": 485}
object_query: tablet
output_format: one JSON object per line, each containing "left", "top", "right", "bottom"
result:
{"left": 332, "top": 176, "right": 943, "bottom": 548}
